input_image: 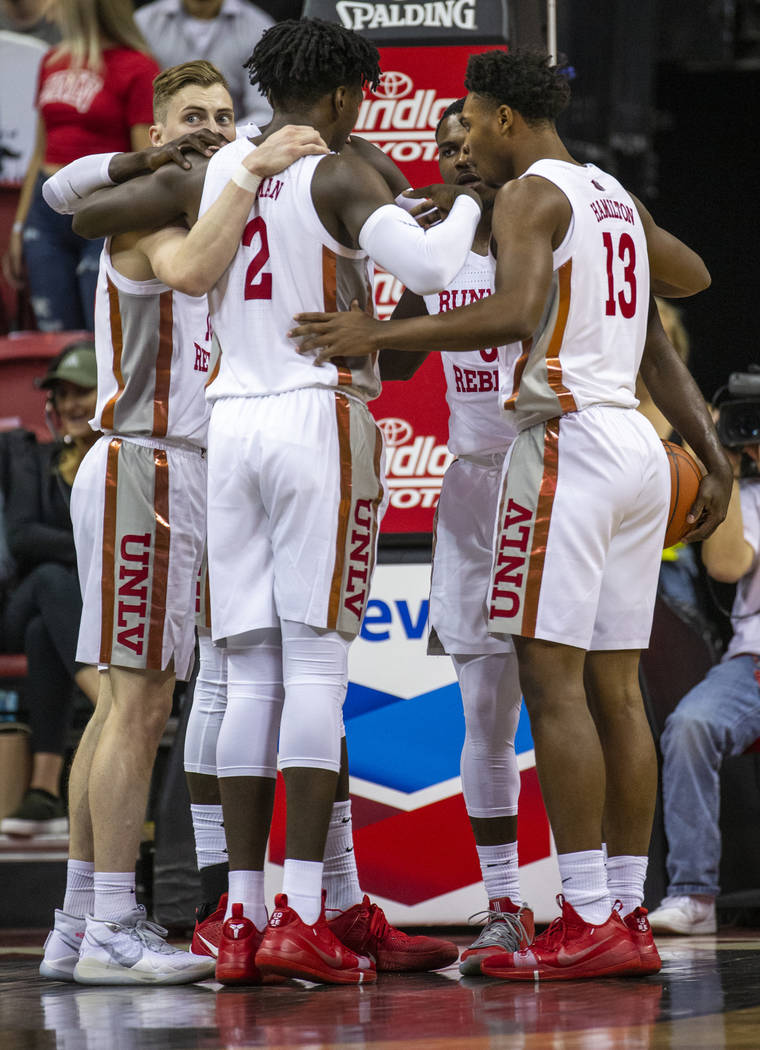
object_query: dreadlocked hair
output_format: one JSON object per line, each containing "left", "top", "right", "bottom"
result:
{"left": 465, "top": 49, "right": 571, "bottom": 125}
{"left": 244, "top": 18, "right": 381, "bottom": 108}
{"left": 436, "top": 97, "right": 465, "bottom": 137}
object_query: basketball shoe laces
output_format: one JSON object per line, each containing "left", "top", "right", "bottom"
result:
{"left": 366, "top": 901, "right": 395, "bottom": 949}
{"left": 531, "top": 914, "right": 567, "bottom": 953}
{"left": 467, "top": 907, "right": 530, "bottom": 953}
{"left": 115, "top": 911, "right": 175, "bottom": 955}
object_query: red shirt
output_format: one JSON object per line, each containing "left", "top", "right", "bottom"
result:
{"left": 37, "top": 46, "right": 159, "bottom": 165}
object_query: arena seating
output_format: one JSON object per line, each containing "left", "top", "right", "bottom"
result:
{"left": 0, "top": 331, "right": 92, "bottom": 440}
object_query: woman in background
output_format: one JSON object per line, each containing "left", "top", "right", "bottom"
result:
{"left": 1, "top": 341, "right": 100, "bottom": 836}
{"left": 3, "top": 0, "right": 158, "bottom": 330}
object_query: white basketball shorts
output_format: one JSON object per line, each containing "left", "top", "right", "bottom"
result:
{"left": 429, "top": 452, "right": 515, "bottom": 656}
{"left": 487, "top": 405, "right": 669, "bottom": 650}
{"left": 73, "top": 435, "right": 207, "bottom": 680}
{"left": 207, "top": 388, "right": 386, "bottom": 644}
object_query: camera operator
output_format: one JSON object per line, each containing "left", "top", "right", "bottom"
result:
{"left": 648, "top": 368, "right": 760, "bottom": 934}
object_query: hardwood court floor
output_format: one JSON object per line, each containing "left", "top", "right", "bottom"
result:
{"left": 2, "top": 929, "right": 760, "bottom": 1048}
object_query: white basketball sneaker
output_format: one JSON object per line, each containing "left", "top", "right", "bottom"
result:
{"left": 73, "top": 906, "right": 216, "bottom": 985}
{"left": 647, "top": 895, "right": 717, "bottom": 935}
{"left": 40, "top": 909, "right": 86, "bottom": 980}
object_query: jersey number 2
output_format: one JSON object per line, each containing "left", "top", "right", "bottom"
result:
{"left": 603, "top": 231, "right": 636, "bottom": 318}
{"left": 243, "top": 216, "right": 272, "bottom": 300}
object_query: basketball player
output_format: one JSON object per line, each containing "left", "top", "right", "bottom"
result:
{"left": 291, "top": 49, "right": 733, "bottom": 979}
{"left": 379, "top": 98, "right": 533, "bottom": 971}
{"left": 62, "top": 20, "right": 480, "bottom": 984}
{"left": 38, "top": 61, "right": 328, "bottom": 986}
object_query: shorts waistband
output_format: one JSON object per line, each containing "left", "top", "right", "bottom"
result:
{"left": 106, "top": 434, "right": 206, "bottom": 457}
{"left": 458, "top": 450, "right": 507, "bottom": 469}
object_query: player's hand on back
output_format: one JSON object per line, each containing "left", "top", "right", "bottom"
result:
{"left": 290, "top": 299, "right": 380, "bottom": 363}
{"left": 247, "top": 126, "right": 330, "bottom": 178}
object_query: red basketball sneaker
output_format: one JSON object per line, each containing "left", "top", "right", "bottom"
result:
{"left": 459, "top": 898, "right": 535, "bottom": 976}
{"left": 190, "top": 893, "right": 227, "bottom": 961}
{"left": 328, "top": 895, "right": 458, "bottom": 972}
{"left": 216, "top": 903, "right": 265, "bottom": 985}
{"left": 255, "top": 894, "right": 376, "bottom": 985}
{"left": 624, "top": 907, "right": 662, "bottom": 975}
{"left": 481, "top": 896, "right": 639, "bottom": 981}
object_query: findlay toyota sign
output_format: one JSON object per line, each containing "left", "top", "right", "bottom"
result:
{"left": 304, "top": 0, "right": 507, "bottom": 43}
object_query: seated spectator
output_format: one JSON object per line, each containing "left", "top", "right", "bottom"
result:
{"left": 3, "top": 0, "right": 158, "bottom": 331}
{"left": 0, "top": 340, "right": 100, "bottom": 836}
{"left": 0, "top": 0, "right": 60, "bottom": 44}
{"left": 135, "top": 0, "right": 273, "bottom": 127}
{"left": 648, "top": 429, "right": 760, "bottom": 934}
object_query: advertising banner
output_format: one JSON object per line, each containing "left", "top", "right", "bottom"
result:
{"left": 303, "top": 0, "right": 509, "bottom": 46}
{"left": 266, "top": 563, "right": 560, "bottom": 925}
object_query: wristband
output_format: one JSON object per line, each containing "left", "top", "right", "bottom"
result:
{"left": 231, "top": 164, "right": 262, "bottom": 195}
{"left": 12, "top": 222, "right": 23, "bottom": 233}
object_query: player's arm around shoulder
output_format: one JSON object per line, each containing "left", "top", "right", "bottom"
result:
{"left": 141, "top": 125, "right": 329, "bottom": 297}
{"left": 630, "top": 193, "right": 711, "bottom": 297}
{"left": 72, "top": 154, "right": 208, "bottom": 239}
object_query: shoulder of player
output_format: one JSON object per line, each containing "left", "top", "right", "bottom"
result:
{"left": 493, "top": 176, "right": 570, "bottom": 230}
{"left": 312, "top": 150, "right": 387, "bottom": 197}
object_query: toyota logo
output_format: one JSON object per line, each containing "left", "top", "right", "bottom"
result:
{"left": 372, "top": 71, "right": 414, "bottom": 100}
{"left": 378, "top": 418, "right": 413, "bottom": 446}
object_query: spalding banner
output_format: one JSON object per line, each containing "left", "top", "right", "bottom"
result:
{"left": 303, "top": 0, "right": 509, "bottom": 44}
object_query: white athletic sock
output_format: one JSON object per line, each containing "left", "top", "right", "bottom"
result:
{"left": 557, "top": 850, "right": 610, "bottom": 925}
{"left": 93, "top": 871, "right": 137, "bottom": 922}
{"left": 225, "top": 869, "right": 267, "bottom": 930}
{"left": 62, "top": 859, "right": 95, "bottom": 918}
{"left": 323, "top": 800, "right": 363, "bottom": 913}
{"left": 607, "top": 854, "right": 648, "bottom": 917}
{"left": 283, "top": 858, "right": 323, "bottom": 925}
{"left": 476, "top": 842, "right": 521, "bottom": 906}
{"left": 190, "top": 803, "right": 228, "bottom": 870}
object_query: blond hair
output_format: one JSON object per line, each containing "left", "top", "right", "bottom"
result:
{"left": 50, "top": 0, "right": 151, "bottom": 71}
{"left": 152, "top": 60, "right": 232, "bottom": 123}
{"left": 656, "top": 298, "right": 690, "bottom": 363}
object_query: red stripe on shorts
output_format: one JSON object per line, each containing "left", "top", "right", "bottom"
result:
{"left": 99, "top": 438, "right": 121, "bottom": 663}
{"left": 522, "top": 418, "right": 561, "bottom": 638}
{"left": 146, "top": 449, "right": 170, "bottom": 667}
{"left": 327, "top": 394, "right": 353, "bottom": 629}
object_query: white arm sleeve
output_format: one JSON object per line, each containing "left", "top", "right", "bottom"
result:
{"left": 41, "top": 153, "right": 119, "bottom": 214}
{"left": 359, "top": 195, "right": 481, "bottom": 296}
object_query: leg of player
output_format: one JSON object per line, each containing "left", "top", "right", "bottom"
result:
{"left": 213, "top": 631, "right": 284, "bottom": 984}
{"left": 481, "top": 636, "right": 638, "bottom": 980}
{"left": 325, "top": 736, "right": 459, "bottom": 972}
{"left": 39, "top": 672, "right": 112, "bottom": 981}
{"left": 184, "top": 629, "right": 230, "bottom": 964}
{"left": 454, "top": 651, "right": 535, "bottom": 975}
{"left": 584, "top": 647, "right": 662, "bottom": 973}
{"left": 255, "top": 619, "right": 376, "bottom": 985}
{"left": 73, "top": 665, "right": 213, "bottom": 985}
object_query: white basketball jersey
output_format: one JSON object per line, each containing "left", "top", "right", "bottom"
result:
{"left": 198, "top": 138, "right": 381, "bottom": 403}
{"left": 501, "top": 160, "right": 650, "bottom": 430}
{"left": 91, "top": 242, "right": 217, "bottom": 446}
{"left": 423, "top": 251, "right": 520, "bottom": 456}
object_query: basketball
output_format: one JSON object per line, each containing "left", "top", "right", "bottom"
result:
{"left": 662, "top": 440, "right": 703, "bottom": 547}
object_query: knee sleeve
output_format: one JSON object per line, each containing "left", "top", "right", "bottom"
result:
{"left": 184, "top": 631, "right": 229, "bottom": 776}
{"left": 216, "top": 629, "right": 284, "bottom": 779}
{"left": 277, "top": 620, "right": 350, "bottom": 774}
{"left": 453, "top": 652, "right": 522, "bottom": 819}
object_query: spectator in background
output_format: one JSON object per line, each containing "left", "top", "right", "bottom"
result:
{"left": 135, "top": 0, "right": 273, "bottom": 126}
{"left": 0, "top": 0, "right": 61, "bottom": 44}
{"left": 3, "top": 0, "right": 159, "bottom": 331}
{"left": 0, "top": 341, "right": 100, "bottom": 837}
{"left": 648, "top": 434, "right": 760, "bottom": 934}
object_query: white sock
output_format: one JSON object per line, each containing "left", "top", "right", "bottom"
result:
{"left": 190, "top": 803, "right": 228, "bottom": 870}
{"left": 476, "top": 841, "right": 521, "bottom": 906}
{"left": 93, "top": 871, "right": 136, "bottom": 922}
{"left": 63, "top": 859, "right": 94, "bottom": 918}
{"left": 557, "top": 850, "right": 610, "bottom": 925}
{"left": 225, "top": 869, "right": 267, "bottom": 930}
{"left": 323, "top": 800, "right": 363, "bottom": 913}
{"left": 607, "top": 854, "right": 648, "bottom": 917}
{"left": 283, "top": 858, "right": 323, "bottom": 925}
